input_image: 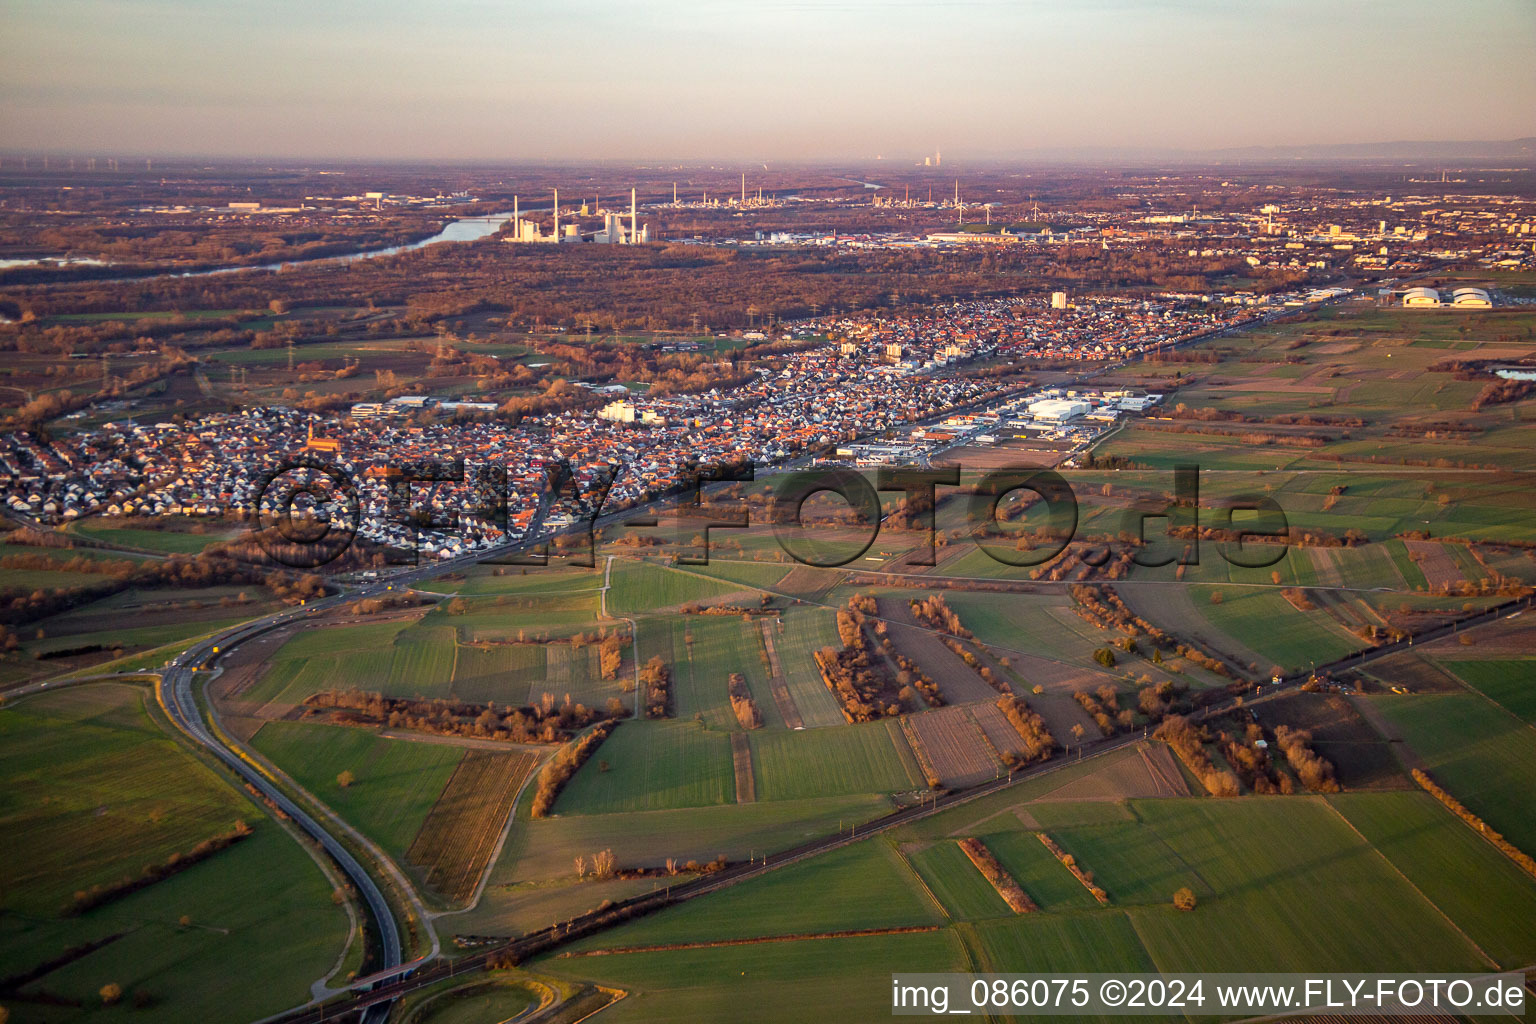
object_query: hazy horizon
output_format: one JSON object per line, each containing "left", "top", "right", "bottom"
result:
{"left": 2, "top": 0, "right": 1534, "bottom": 162}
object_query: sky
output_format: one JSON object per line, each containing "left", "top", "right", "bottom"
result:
{"left": 1, "top": 0, "right": 1533, "bottom": 162}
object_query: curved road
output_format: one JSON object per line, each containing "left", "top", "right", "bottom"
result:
{"left": 161, "top": 638, "right": 403, "bottom": 965}
{"left": 152, "top": 541, "right": 537, "bottom": 1013}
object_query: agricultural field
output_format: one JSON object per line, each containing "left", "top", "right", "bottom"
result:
{"left": 748, "top": 719, "right": 925, "bottom": 801}
{"left": 876, "top": 596, "right": 998, "bottom": 704}
{"left": 1330, "top": 792, "right": 1536, "bottom": 966}
{"left": 904, "top": 706, "right": 1002, "bottom": 788}
{"left": 0, "top": 684, "right": 347, "bottom": 1022}
{"left": 541, "top": 783, "right": 1536, "bottom": 1017}
{"left": 229, "top": 605, "right": 618, "bottom": 715}
{"left": 68, "top": 517, "right": 243, "bottom": 554}
{"left": 562, "top": 840, "right": 944, "bottom": 948}
{"left": 763, "top": 604, "right": 846, "bottom": 728}
{"left": 900, "top": 840, "right": 1013, "bottom": 920}
{"left": 604, "top": 559, "right": 748, "bottom": 615}
{"left": 553, "top": 719, "right": 736, "bottom": 815}
{"left": 249, "top": 720, "right": 464, "bottom": 862}
{"left": 413, "top": 564, "right": 602, "bottom": 597}
{"left": 1373, "top": 692, "right": 1536, "bottom": 853}
{"left": 486, "top": 794, "right": 891, "bottom": 890}
{"left": 541, "top": 929, "right": 963, "bottom": 1024}
{"left": 1139, "top": 583, "right": 1362, "bottom": 675}
{"left": 974, "top": 829, "right": 1105, "bottom": 912}
{"left": 1443, "top": 658, "right": 1536, "bottom": 722}
{"left": 407, "top": 750, "right": 540, "bottom": 905}
{"left": 0, "top": 582, "right": 287, "bottom": 684}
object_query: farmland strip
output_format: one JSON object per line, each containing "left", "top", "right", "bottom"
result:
{"left": 557, "top": 925, "right": 943, "bottom": 957}
{"left": 759, "top": 620, "right": 804, "bottom": 730}
{"left": 408, "top": 750, "right": 540, "bottom": 903}
{"left": 730, "top": 732, "right": 756, "bottom": 804}
{"left": 957, "top": 837, "right": 1037, "bottom": 914}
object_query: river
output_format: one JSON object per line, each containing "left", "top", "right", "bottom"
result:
{"left": 7, "top": 211, "right": 516, "bottom": 286}
{"left": 166, "top": 211, "right": 516, "bottom": 279}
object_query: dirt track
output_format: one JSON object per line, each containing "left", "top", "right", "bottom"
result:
{"left": 875, "top": 597, "right": 997, "bottom": 704}
{"left": 758, "top": 620, "right": 804, "bottom": 729}
{"left": 730, "top": 732, "right": 756, "bottom": 803}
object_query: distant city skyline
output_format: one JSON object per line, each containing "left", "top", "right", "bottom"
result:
{"left": 1, "top": 0, "right": 1533, "bottom": 162}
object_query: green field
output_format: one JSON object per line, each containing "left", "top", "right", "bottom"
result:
{"left": 541, "top": 929, "right": 963, "bottom": 1024}
{"left": 488, "top": 794, "right": 891, "bottom": 887}
{"left": 965, "top": 913, "right": 1155, "bottom": 973}
{"left": 0, "top": 685, "right": 347, "bottom": 1022}
{"left": 763, "top": 605, "right": 845, "bottom": 728}
{"left": 565, "top": 840, "right": 943, "bottom": 948}
{"left": 976, "top": 830, "right": 1102, "bottom": 912}
{"left": 1375, "top": 692, "right": 1536, "bottom": 853}
{"left": 1444, "top": 659, "right": 1536, "bottom": 723}
{"left": 1184, "top": 585, "right": 1362, "bottom": 672}
{"left": 646, "top": 614, "right": 759, "bottom": 728}
{"left": 1043, "top": 819, "right": 1199, "bottom": 906}
{"left": 1330, "top": 792, "right": 1536, "bottom": 966}
{"left": 749, "top": 720, "right": 925, "bottom": 800}
{"left": 605, "top": 560, "right": 748, "bottom": 615}
{"left": 902, "top": 840, "right": 1012, "bottom": 920}
{"left": 941, "top": 590, "right": 1113, "bottom": 667}
{"left": 683, "top": 558, "right": 793, "bottom": 591}
{"left": 241, "top": 611, "right": 615, "bottom": 709}
{"left": 400, "top": 978, "right": 541, "bottom": 1024}
{"left": 554, "top": 719, "right": 735, "bottom": 815}
{"left": 70, "top": 519, "right": 238, "bottom": 554}
{"left": 543, "top": 789, "right": 1523, "bottom": 1018}
{"left": 1120, "top": 798, "right": 1490, "bottom": 971}
{"left": 250, "top": 720, "right": 463, "bottom": 860}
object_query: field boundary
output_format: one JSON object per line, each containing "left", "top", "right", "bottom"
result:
{"left": 1323, "top": 797, "right": 1498, "bottom": 969}
{"left": 407, "top": 751, "right": 540, "bottom": 905}
{"left": 556, "top": 924, "right": 944, "bottom": 957}
{"left": 758, "top": 619, "right": 804, "bottom": 729}
{"left": 730, "top": 732, "right": 756, "bottom": 804}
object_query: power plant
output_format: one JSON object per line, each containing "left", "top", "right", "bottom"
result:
{"left": 505, "top": 186, "right": 650, "bottom": 245}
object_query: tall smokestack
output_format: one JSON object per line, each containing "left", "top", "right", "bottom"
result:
{"left": 513, "top": 194, "right": 519, "bottom": 237}
{"left": 673, "top": 181, "right": 677, "bottom": 204}
{"left": 631, "top": 187, "right": 637, "bottom": 244}
{"left": 741, "top": 172, "right": 746, "bottom": 205}
{"left": 553, "top": 188, "right": 559, "bottom": 242}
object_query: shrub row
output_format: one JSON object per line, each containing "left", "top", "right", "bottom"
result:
{"left": 1037, "top": 832, "right": 1108, "bottom": 905}
{"left": 65, "top": 821, "right": 253, "bottom": 916}
{"left": 531, "top": 721, "right": 619, "bottom": 818}
{"left": 957, "top": 838, "right": 1037, "bottom": 913}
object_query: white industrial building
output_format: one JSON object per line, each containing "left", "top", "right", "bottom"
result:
{"left": 1028, "top": 398, "right": 1091, "bottom": 421}
{"left": 1401, "top": 286, "right": 1493, "bottom": 309}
